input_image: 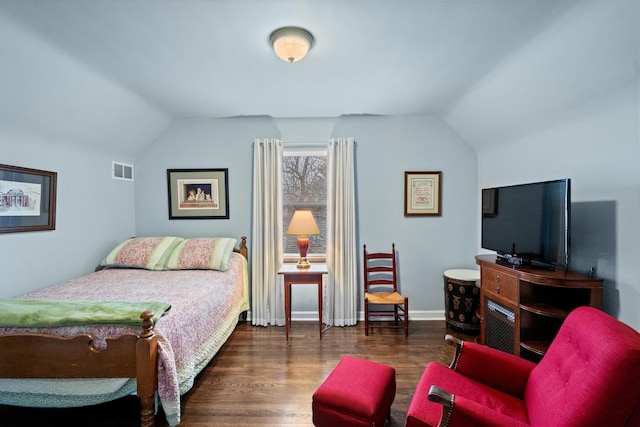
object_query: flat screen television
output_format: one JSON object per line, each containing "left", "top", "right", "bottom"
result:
{"left": 481, "top": 179, "right": 570, "bottom": 270}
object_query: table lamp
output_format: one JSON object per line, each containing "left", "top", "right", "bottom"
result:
{"left": 286, "top": 210, "right": 320, "bottom": 269}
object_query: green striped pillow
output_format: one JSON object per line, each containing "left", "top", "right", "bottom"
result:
{"left": 165, "top": 237, "right": 237, "bottom": 272}
{"left": 99, "top": 236, "right": 184, "bottom": 270}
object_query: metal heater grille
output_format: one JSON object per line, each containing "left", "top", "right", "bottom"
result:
{"left": 485, "top": 297, "right": 515, "bottom": 354}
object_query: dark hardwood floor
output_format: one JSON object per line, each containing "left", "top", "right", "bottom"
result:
{"left": 0, "top": 320, "right": 475, "bottom": 426}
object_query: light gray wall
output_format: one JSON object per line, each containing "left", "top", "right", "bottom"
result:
{"left": 0, "top": 129, "right": 136, "bottom": 297}
{"left": 0, "top": 10, "right": 170, "bottom": 159}
{"left": 134, "top": 114, "right": 478, "bottom": 318}
{"left": 449, "top": 0, "right": 640, "bottom": 331}
{"left": 475, "top": 84, "right": 640, "bottom": 330}
{"left": 0, "top": 3, "right": 167, "bottom": 298}
{"left": 333, "top": 115, "right": 478, "bottom": 317}
{"left": 134, "top": 117, "right": 280, "bottom": 239}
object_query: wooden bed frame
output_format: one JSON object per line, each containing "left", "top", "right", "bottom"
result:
{"left": 0, "top": 236, "right": 249, "bottom": 427}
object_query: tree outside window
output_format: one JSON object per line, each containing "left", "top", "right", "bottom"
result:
{"left": 282, "top": 150, "right": 327, "bottom": 258}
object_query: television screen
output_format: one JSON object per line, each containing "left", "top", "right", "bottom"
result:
{"left": 481, "top": 179, "right": 570, "bottom": 269}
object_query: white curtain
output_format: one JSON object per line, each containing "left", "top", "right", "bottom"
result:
{"left": 325, "top": 137, "right": 358, "bottom": 326}
{"left": 251, "top": 139, "right": 285, "bottom": 326}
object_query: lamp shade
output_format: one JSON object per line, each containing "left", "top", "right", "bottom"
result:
{"left": 287, "top": 210, "right": 319, "bottom": 269}
{"left": 270, "top": 26, "right": 314, "bottom": 63}
{"left": 286, "top": 210, "right": 320, "bottom": 235}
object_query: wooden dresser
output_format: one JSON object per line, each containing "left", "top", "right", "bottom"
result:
{"left": 476, "top": 255, "right": 603, "bottom": 362}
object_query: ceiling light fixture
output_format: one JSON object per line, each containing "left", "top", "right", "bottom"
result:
{"left": 270, "top": 26, "right": 314, "bottom": 63}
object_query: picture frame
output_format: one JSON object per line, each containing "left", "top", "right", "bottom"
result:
{"left": 404, "top": 171, "right": 442, "bottom": 217}
{"left": 482, "top": 188, "right": 498, "bottom": 217}
{"left": 167, "top": 168, "right": 229, "bottom": 220}
{"left": 0, "top": 164, "right": 57, "bottom": 233}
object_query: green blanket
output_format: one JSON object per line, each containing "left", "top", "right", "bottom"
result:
{"left": 0, "top": 299, "right": 171, "bottom": 328}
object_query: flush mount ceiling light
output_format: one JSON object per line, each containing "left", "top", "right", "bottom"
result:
{"left": 270, "top": 26, "right": 314, "bottom": 63}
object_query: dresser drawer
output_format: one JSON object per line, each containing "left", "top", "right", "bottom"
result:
{"left": 482, "top": 268, "right": 518, "bottom": 301}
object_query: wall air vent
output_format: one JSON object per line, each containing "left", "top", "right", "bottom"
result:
{"left": 112, "top": 161, "right": 134, "bottom": 181}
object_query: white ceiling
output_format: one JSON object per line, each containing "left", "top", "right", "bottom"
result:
{"left": 0, "top": 0, "right": 636, "bottom": 154}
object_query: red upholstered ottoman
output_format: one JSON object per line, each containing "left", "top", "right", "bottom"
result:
{"left": 312, "top": 355, "right": 396, "bottom": 427}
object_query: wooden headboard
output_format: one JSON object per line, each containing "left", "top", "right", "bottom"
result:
{"left": 234, "top": 236, "right": 248, "bottom": 260}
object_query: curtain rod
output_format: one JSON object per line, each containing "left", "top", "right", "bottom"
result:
{"left": 252, "top": 140, "right": 327, "bottom": 146}
{"left": 282, "top": 141, "right": 328, "bottom": 145}
{"left": 253, "top": 140, "right": 352, "bottom": 146}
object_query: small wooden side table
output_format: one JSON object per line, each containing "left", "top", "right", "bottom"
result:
{"left": 278, "top": 262, "right": 328, "bottom": 340}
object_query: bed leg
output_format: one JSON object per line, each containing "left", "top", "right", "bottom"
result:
{"left": 140, "top": 395, "right": 156, "bottom": 427}
{"left": 137, "top": 311, "right": 158, "bottom": 427}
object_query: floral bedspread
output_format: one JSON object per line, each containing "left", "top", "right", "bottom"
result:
{"left": 0, "top": 253, "right": 248, "bottom": 426}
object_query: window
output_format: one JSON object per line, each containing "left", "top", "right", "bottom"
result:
{"left": 282, "top": 147, "right": 327, "bottom": 261}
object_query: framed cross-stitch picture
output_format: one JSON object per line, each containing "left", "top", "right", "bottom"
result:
{"left": 404, "top": 171, "right": 442, "bottom": 217}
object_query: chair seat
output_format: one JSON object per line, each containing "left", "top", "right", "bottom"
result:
{"left": 363, "top": 243, "right": 409, "bottom": 336}
{"left": 406, "top": 362, "right": 529, "bottom": 427}
{"left": 365, "top": 291, "right": 406, "bottom": 305}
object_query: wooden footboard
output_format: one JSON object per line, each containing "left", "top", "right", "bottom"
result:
{"left": 0, "top": 235, "right": 250, "bottom": 426}
{"left": 0, "top": 311, "right": 158, "bottom": 427}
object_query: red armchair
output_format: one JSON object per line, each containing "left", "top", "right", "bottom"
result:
{"left": 406, "top": 306, "right": 640, "bottom": 427}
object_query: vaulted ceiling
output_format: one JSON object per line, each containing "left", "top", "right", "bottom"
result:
{"left": 0, "top": 0, "right": 636, "bottom": 155}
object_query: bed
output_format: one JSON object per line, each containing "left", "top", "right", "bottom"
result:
{"left": 0, "top": 235, "right": 249, "bottom": 427}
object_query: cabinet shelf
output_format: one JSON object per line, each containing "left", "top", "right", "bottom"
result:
{"left": 476, "top": 255, "right": 603, "bottom": 362}
{"left": 519, "top": 303, "right": 569, "bottom": 318}
{"left": 520, "top": 341, "right": 550, "bottom": 355}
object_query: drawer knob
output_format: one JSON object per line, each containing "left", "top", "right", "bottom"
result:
{"left": 496, "top": 286, "right": 501, "bottom": 294}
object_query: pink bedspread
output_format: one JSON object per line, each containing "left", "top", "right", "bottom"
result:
{"left": 0, "top": 253, "right": 248, "bottom": 426}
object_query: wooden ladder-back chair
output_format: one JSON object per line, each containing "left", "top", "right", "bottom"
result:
{"left": 363, "top": 243, "right": 409, "bottom": 336}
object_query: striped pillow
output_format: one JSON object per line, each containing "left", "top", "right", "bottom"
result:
{"left": 99, "top": 237, "right": 184, "bottom": 270}
{"left": 165, "top": 238, "right": 237, "bottom": 272}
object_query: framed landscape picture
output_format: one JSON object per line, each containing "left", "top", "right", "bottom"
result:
{"left": 167, "top": 168, "right": 229, "bottom": 219}
{"left": 0, "top": 164, "right": 57, "bottom": 233}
